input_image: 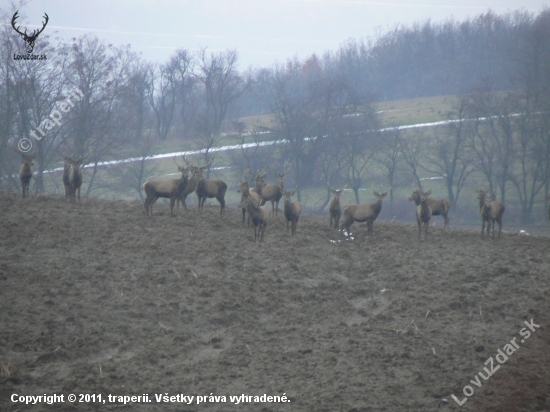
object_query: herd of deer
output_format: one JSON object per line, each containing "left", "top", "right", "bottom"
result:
{"left": 12, "top": 149, "right": 550, "bottom": 242}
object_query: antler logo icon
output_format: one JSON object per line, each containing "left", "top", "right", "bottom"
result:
{"left": 11, "top": 11, "right": 49, "bottom": 54}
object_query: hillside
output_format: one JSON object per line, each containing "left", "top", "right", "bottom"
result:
{"left": 0, "top": 192, "right": 549, "bottom": 411}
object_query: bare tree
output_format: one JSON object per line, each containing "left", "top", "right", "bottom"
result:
{"left": 375, "top": 129, "right": 401, "bottom": 206}
{"left": 423, "top": 95, "right": 475, "bottom": 210}
{"left": 61, "top": 35, "right": 137, "bottom": 196}
{"left": 398, "top": 128, "right": 426, "bottom": 189}
{"left": 193, "top": 48, "right": 249, "bottom": 178}
{"left": 466, "top": 81, "right": 515, "bottom": 204}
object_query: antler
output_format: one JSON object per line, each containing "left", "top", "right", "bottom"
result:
{"left": 73, "top": 149, "right": 92, "bottom": 164}
{"left": 200, "top": 154, "right": 215, "bottom": 170}
{"left": 241, "top": 168, "right": 253, "bottom": 184}
{"left": 34, "top": 13, "right": 49, "bottom": 38}
{"left": 11, "top": 11, "right": 25, "bottom": 36}
{"left": 11, "top": 11, "right": 49, "bottom": 39}
{"left": 173, "top": 156, "right": 183, "bottom": 168}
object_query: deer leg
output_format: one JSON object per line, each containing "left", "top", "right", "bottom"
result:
{"left": 218, "top": 196, "right": 225, "bottom": 215}
{"left": 144, "top": 198, "right": 150, "bottom": 216}
{"left": 170, "top": 197, "right": 176, "bottom": 217}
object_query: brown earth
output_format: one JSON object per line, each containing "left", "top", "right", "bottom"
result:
{"left": 0, "top": 191, "right": 549, "bottom": 411}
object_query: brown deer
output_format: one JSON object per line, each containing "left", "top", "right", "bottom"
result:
{"left": 142, "top": 157, "right": 189, "bottom": 217}
{"left": 341, "top": 188, "right": 389, "bottom": 236}
{"left": 328, "top": 182, "right": 347, "bottom": 229}
{"left": 195, "top": 155, "right": 227, "bottom": 215}
{"left": 251, "top": 168, "right": 267, "bottom": 196}
{"left": 408, "top": 188, "right": 450, "bottom": 229}
{"left": 178, "top": 155, "right": 213, "bottom": 213}
{"left": 283, "top": 187, "right": 302, "bottom": 236}
{"left": 62, "top": 158, "right": 72, "bottom": 198}
{"left": 66, "top": 151, "right": 90, "bottom": 205}
{"left": 237, "top": 169, "right": 261, "bottom": 226}
{"left": 477, "top": 189, "right": 505, "bottom": 239}
{"left": 415, "top": 189, "right": 432, "bottom": 241}
{"left": 240, "top": 188, "right": 269, "bottom": 243}
{"left": 19, "top": 153, "right": 36, "bottom": 199}
{"left": 260, "top": 166, "right": 290, "bottom": 216}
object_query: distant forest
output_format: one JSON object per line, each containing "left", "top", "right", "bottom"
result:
{"left": 1, "top": 7, "right": 550, "bottom": 221}
{"left": 239, "top": 9, "right": 550, "bottom": 114}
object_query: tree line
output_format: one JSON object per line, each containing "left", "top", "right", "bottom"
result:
{"left": 1, "top": 6, "right": 549, "bottom": 222}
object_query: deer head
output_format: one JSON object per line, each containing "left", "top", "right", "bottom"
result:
{"left": 12, "top": 11, "right": 49, "bottom": 54}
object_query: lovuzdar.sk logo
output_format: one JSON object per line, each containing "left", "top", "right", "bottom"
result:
{"left": 12, "top": 10, "right": 49, "bottom": 61}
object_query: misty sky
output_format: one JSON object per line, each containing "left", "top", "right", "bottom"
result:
{"left": 5, "top": 0, "right": 548, "bottom": 69}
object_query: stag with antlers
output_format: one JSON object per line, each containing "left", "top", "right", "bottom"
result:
{"left": 259, "top": 165, "right": 291, "bottom": 216}
{"left": 142, "top": 157, "right": 189, "bottom": 217}
{"left": 11, "top": 11, "right": 49, "bottom": 54}
{"left": 10, "top": 141, "right": 36, "bottom": 198}
{"left": 328, "top": 181, "right": 347, "bottom": 229}
{"left": 195, "top": 155, "right": 227, "bottom": 215}
{"left": 64, "top": 151, "right": 90, "bottom": 205}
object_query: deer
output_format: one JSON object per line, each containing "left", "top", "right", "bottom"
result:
{"left": 408, "top": 187, "right": 450, "bottom": 229}
{"left": 62, "top": 158, "right": 72, "bottom": 198}
{"left": 11, "top": 11, "right": 49, "bottom": 54}
{"left": 11, "top": 142, "right": 36, "bottom": 198}
{"left": 142, "top": 157, "right": 189, "bottom": 217}
{"left": 65, "top": 151, "right": 90, "bottom": 205}
{"left": 240, "top": 188, "right": 269, "bottom": 243}
{"left": 415, "top": 189, "right": 432, "bottom": 241}
{"left": 283, "top": 187, "right": 302, "bottom": 236}
{"left": 251, "top": 168, "right": 267, "bottom": 197}
{"left": 477, "top": 189, "right": 505, "bottom": 239}
{"left": 177, "top": 155, "right": 212, "bottom": 213}
{"left": 237, "top": 169, "right": 262, "bottom": 226}
{"left": 260, "top": 166, "right": 290, "bottom": 216}
{"left": 19, "top": 152, "right": 36, "bottom": 199}
{"left": 328, "top": 181, "right": 347, "bottom": 229}
{"left": 341, "top": 188, "right": 389, "bottom": 237}
{"left": 195, "top": 155, "right": 227, "bottom": 215}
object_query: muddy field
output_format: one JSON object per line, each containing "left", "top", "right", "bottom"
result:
{"left": 0, "top": 191, "right": 549, "bottom": 411}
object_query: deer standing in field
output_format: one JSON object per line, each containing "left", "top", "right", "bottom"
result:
{"left": 240, "top": 188, "right": 269, "bottom": 243}
{"left": 142, "top": 157, "right": 189, "bottom": 217}
{"left": 19, "top": 153, "right": 36, "bottom": 199}
{"left": 260, "top": 166, "right": 290, "bottom": 216}
{"left": 283, "top": 187, "right": 302, "bottom": 236}
{"left": 477, "top": 189, "right": 505, "bottom": 239}
{"left": 62, "top": 158, "right": 72, "bottom": 198}
{"left": 415, "top": 189, "right": 432, "bottom": 241}
{"left": 408, "top": 188, "right": 450, "bottom": 229}
{"left": 195, "top": 155, "right": 227, "bottom": 215}
{"left": 328, "top": 182, "right": 347, "bottom": 229}
{"left": 251, "top": 168, "right": 267, "bottom": 197}
{"left": 65, "top": 152, "right": 90, "bottom": 205}
{"left": 237, "top": 169, "right": 262, "bottom": 226}
{"left": 177, "top": 155, "right": 209, "bottom": 213}
{"left": 341, "top": 188, "right": 389, "bottom": 237}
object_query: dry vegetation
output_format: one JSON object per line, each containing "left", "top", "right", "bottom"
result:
{"left": 0, "top": 191, "right": 549, "bottom": 411}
